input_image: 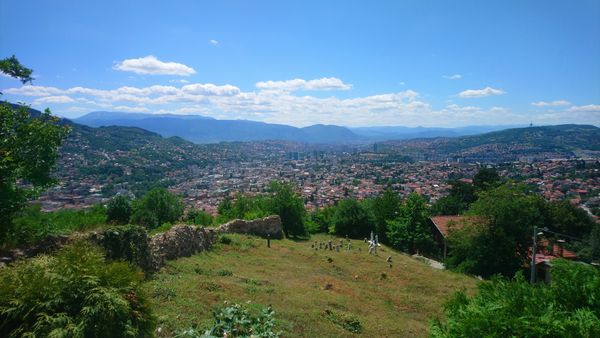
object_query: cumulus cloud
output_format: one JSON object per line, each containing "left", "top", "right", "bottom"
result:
{"left": 531, "top": 100, "right": 571, "bottom": 107}
{"left": 256, "top": 77, "right": 352, "bottom": 92}
{"left": 568, "top": 104, "right": 600, "bottom": 112}
{"left": 33, "top": 95, "right": 75, "bottom": 104}
{"left": 113, "top": 55, "right": 196, "bottom": 76}
{"left": 5, "top": 78, "right": 597, "bottom": 127}
{"left": 209, "top": 39, "right": 219, "bottom": 45}
{"left": 4, "top": 85, "right": 63, "bottom": 96}
{"left": 442, "top": 74, "right": 462, "bottom": 80}
{"left": 458, "top": 86, "right": 505, "bottom": 98}
{"left": 181, "top": 83, "right": 240, "bottom": 96}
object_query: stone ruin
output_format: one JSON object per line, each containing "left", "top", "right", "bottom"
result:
{"left": 148, "top": 225, "right": 217, "bottom": 271}
{"left": 1, "top": 215, "right": 283, "bottom": 271}
{"left": 215, "top": 215, "right": 283, "bottom": 239}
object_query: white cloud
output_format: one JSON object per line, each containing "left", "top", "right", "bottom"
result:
{"left": 568, "top": 104, "right": 600, "bottom": 113}
{"left": 4, "top": 79, "right": 598, "bottom": 127}
{"left": 4, "top": 85, "right": 63, "bottom": 96}
{"left": 531, "top": 100, "right": 571, "bottom": 107}
{"left": 442, "top": 74, "right": 462, "bottom": 80}
{"left": 33, "top": 95, "right": 75, "bottom": 104}
{"left": 181, "top": 83, "right": 240, "bottom": 96}
{"left": 458, "top": 86, "right": 505, "bottom": 98}
{"left": 113, "top": 55, "right": 196, "bottom": 76}
{"left": 209, "top": 39, "right": 219, "bottom": 45}
{"left": 256, "top": 77, "right": 352, "bottom": 92}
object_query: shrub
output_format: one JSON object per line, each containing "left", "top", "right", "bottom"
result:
{"left": 175, "top": 302, "right": 280, "bottom": 337}
{"left": 324, "top": 309, "right": 362, "bottom": 334}
{"left": 0, "top": 241, "right": 155, "bottom": 337}
{"left": 96, "top": 224, "right": 153, "bottom": 274}
{"left": 186, "top": 208, "right": 214, "bottom": 226}
{"left": 131, "top": 188, "right": 183, "bottom": 229}
{"left": 7, "top": 204, "right": 107, "bottom": 247}
{"left": 107, "top": 195, "right": 132, "bottom": 224}
{"left": 431, "top": 259, "right": 600, "bottom": 337}
{"left": 219, "top": 235, "right": 232, "bottom": 245}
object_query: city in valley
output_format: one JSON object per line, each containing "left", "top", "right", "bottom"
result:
{"left": 41, "top": 138, "right": 600, "bottom": 220}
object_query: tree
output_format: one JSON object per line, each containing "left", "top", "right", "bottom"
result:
{"left": 130, "top": 188, "right": 183, "bottom": 229}
{"left": 431, "top": 260, "right": 600, "bottom": 337}
{"left": 446, "top": 184, "right": 545, "bottom": 278}
{"left": 371, "top": 188, "right": 400, "bottom": 243}
{"left": 431, "top": 180, "right": 477, "bottom": 215}
{"left": 1, "top": 57, "right": 70, "bottom": 241}
{"left": 332, "top": 198, "right": 373, "bottom": 239}
{"left": 386, "top": 193, "right": 436, "bottom": 254}
{"left": 186, "top": 207, "right": 214, "bottom": 226}
{"left": 545, "top": 200, "right": 595, "bottom": 238}
{"left": 266, "top": 181, "right": 306, "bottom": 237}
{"left": 306, "top": 205, "right": 336, "bottom": 234}
{"left": 473, "top": 167, "right": 501, "bottom": 191}
{"left": 106, "top": 195, "right": 132, "bottom": 224}
{"left": 0, "top": 55, "right": 33, "bottom": 89}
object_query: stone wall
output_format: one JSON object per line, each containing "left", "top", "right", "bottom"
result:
{"left": 216, "top": 215, "right": 283, "bottom": 239}
{"left": 1, "top": 215, "right": 282, "bottom": 270}
{"left": 149, "top": 225, "right": 216, "bottom": 271}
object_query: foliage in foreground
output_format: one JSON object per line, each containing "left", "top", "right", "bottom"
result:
{"left": 96, "top": 224, "right": 154, "bottom": 274}
{"left": 6, "top": 203, "right": 107, "bottom": 247}
{"left": 431, "top": 259, "right": 600, "bottom": 338}
{"left": 174, "top": 302, "right": 279, "bottom": 338}
{"left": 0, "top": 241, "right": 155, "bottom": 337}
{"left": 0, "top": 102, "right": 70, "bottom": 242}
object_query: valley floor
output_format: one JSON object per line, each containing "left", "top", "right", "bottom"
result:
{"left": 146, "top": 234, "right": 477, "bottom": 337}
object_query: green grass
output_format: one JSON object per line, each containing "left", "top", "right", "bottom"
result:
{"left": 145, "top": 234, "right": 477, "bottom": 337}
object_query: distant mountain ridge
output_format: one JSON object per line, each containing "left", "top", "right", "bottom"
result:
{"left": 74, "top": 111, "right": 524, "bottom": 144}
{"left": 75, "top": 112, "right": 362, "bottom": 144}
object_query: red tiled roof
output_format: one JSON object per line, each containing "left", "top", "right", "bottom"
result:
{"left": 430, "top": 215, "right": 469, "bottom": 238}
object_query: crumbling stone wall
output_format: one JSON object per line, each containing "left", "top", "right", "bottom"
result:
{"left": 216, "top": 215, "right": 283, "bottom": 239}
{"left": 1, "top": 215, "right": 282, "bottom": 270}
{"left": 149, "top": 225, "right": 216, "bottom": 271}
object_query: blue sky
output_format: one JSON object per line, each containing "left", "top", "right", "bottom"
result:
{"left": 1, "top": 0, "right": 599, "bottom": 127}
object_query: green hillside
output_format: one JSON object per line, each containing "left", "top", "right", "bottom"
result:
{"left": 147, "top": 234, "right": 477, "bottom": 337}
{"left": 381, "top": 124, "right": 600, "bottom": 161}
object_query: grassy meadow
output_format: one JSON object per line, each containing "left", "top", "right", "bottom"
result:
{"left": 146, "top": 234, "right": 477, "bottom": 337}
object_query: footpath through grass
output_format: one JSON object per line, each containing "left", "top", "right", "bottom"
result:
{"left": 146, "top": 234, "right": 477, "bottom": 337}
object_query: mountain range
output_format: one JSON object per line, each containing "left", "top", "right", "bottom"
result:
{"left": 74, "top": 111, "right": 524, "bottom": 144}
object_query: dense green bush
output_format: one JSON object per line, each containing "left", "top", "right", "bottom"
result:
{"left": 386, "top": 193, "right": 436, "bottom": 255}
{"left": 331, "top": 198, "right": 373, "bottom": 238}
{"left": 446, "top": 184, "right": 546, "bottom": 278}
{"left": 131, "top": 188, "right": 184, "bottom": 229}
{"left": 175, "top": 302, "right": 279, "bottom": 338}
{"left": 186, "top": 208, "right": 214, "bottom": 226}
{"left": 0, "top": 241, "right": 155, "bottom": 337}
{"left": 107, "top": 195, "right": 133, "bottom": 224}
{"left": 6, "top": 204, "right": 107, "bottom": 247}
{"left": 431, "top": 259, "right": 600, "bottom": 337}
{"left": 96, "top": 224, "right": 153, "bottom": 274}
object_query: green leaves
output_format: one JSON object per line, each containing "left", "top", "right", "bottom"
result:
{"left": 1, "top": 103, "right": 69, "bottom": 241}
{"left": 175, "top": 302, "right": 280, "bottom": 338}
{"left": 431, "top": 260, "right": 600, "bottom": 337}
{"left": 386, "top": 193, "right": 436, "bottom": 255}
{"left": 130, "top": 188, "right": 184, "bottom": 229}
{"left": 0, "top": 241, "right": 155, "bottom": 337}
{"left": 0, "top": 56, "right": 33, "bottom": 85}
